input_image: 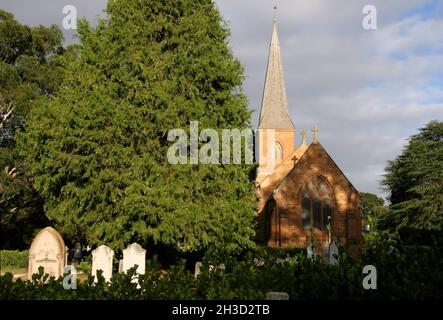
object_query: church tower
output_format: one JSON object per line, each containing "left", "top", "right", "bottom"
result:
{"left": 256, "top": 16, "right": 295, "bottom": 182}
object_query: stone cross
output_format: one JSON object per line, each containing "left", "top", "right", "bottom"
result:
{"left": 291, "top": 155, "right": 298, "bottom": 167}
{"left": 92, "top": 245, "right": 114, "bottom": 283}
{"left": 301, "top": 129, "right": 307, "bottom": 145}
{"left": 28, "top": 227, "right": 66, "bottom": 280}
{"left": 311, "top": 126, "right": 320, "bottom": 143}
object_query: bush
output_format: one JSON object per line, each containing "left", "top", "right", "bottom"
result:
{"left": 0, "top": 250, "right": 28, "bottom": 269}
{"left": 1, "top": 237, "right": 442, "bottom": 300}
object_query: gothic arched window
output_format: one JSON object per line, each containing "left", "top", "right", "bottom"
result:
{"left": 301, "top": 176, "right": 333, "bottom": 231}
{"left": 275, "top": 141, "right": 283, "bottom": 163}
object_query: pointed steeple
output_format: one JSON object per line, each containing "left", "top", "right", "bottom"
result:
{"left": 258, "top": 17, "right": 294, "bottom": 129}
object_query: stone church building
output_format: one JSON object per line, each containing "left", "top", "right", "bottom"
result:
{"left": 255, "top": 18, "right": 362, "bottom": 258}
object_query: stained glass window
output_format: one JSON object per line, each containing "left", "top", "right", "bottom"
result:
{"left": 322, "top": 199, "right": 332, "bottom": 229}
{"left": 300, "top": 176, "right": 334, "bottom": 231}
{"left": 302, "top": 197, "right": 311, "bottom": 230}
{"left": 313, "top": 199, "right": 322, "bottom": 230}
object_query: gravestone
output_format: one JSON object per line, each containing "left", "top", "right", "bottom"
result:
{"left": 209, "top": 263, "right": 225, "bottom": 273}
{"left": 194, "top": 261, "right": 202, "bottom": 277}
{"left": 28, "top": 227, "right": 66, "bottom": 280}
{"left": 266, "top": 292, "right": 290, "bottom": 300}
{"left": 306, "top": 244, "right": 315, "bottom": 260}
{"left": 276, "top": 254, "right": 291, "bottom": 264}
{"left": 253, "top": 258, "right": 265, "bottom": 267}
{"left": 328, "top": 241, "right": 339, "bottom": 265}
{"left": 122, "top": 243, "right": 146, "bottom": 275}
{"left": 91, "top": 245, "right": 114, "bottom": 282}
{"left": 194, "top": 262, "right": 226, "bottom": 277}
{"left": 73, "top": 242, "right": 82, "bottom": 264}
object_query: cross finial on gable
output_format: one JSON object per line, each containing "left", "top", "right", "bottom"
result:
{"left": 301, "top": 129, "right": 307, "bottom": 145}
{"left": 291, "top": 155, "right": 298, "bottom": 167}
{"left": 311, "top": 126, "right": 320, "bottom": 143}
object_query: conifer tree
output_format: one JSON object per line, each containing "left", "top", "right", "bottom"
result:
{"left": 20, "top": 0, "right": 257, "bottom": 252}
{"left": 382, "top": 120, "right": 443, "bottom": 233}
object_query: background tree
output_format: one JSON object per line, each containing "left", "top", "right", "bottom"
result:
{"left": 358, "top": 192, "right": 388, "bottom": 234}
{"left": 20, "top": 0, "right": 257, "bottom": 254}
{"left": 381, "top": 120, "right": 443, "bottom": 239}
{"left": 0, "top": 9, "right": 65, "bottom": 249}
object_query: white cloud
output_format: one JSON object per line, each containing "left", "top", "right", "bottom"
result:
{"left": 1, "top": 0, "right": 441, "bottom": 198}
{"left": 218, "top": 0, "right": 443, "bottom": 197}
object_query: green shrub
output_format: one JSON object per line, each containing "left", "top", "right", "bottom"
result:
{"left": 0, "top": 250, "right": 28, "bottom": 269}
{"left": 1, "top": 238, "right": 442, "bottom": 300}
{"left": 75, "top": 260, "right": 91, "bottom": 274}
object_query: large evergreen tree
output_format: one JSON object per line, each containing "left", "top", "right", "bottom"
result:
{"left": 381, "top": 120, "right": 443, "bottom": 233}
{"left": 20, "top": 0, "right": 256, "bottom": 253}
{"left": 0, "top": 9, "right": 65, "bottom": 249}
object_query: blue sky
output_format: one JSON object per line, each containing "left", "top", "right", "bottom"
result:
{"left": 1, "top": 0, "right": 442, "bottom": 198}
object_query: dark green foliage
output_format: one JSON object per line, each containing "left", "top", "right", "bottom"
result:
{"left": 0, "top": 10, "right": 65, "bottom": 249}
{"left": 381, "top": 120, "right": 443, "bottom": 234}
{"left": 359, "top": 192, "right": 389, "bottom": 233}
{"left": 2, "top": 236, "right": 442, "bottom": 300}
{"left": 19, "top": 0, "right": 256, "bottom": 253}
{"left": 0, "top": 9, "right": 64, "bottom": 144}
{"left": 0, "top": 164, "right": 49, "bottom": 249}
{"left": 0, "top": 250, "right": 28, "bottom": 268}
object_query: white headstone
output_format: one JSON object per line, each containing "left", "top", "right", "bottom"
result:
{"left": 28, "top": 227, "right": 66, "bottom": 280}
{"left": 276, "top": 254, "right": 291, "bottom": 264}
{"left": 209, "top": 263, "right": 225, "bottom": 272}
{"left": 306, "top": 244, "right": 315, "bottom": 260}
{"left": 194, "top": 261, "right": 202, "bottom": 278}
{"left": 253, "top": 258, "right": 265, "bottom": 267}
{"left": 92, "top": 245, "right": 114, "bottom": 282}
{"left": 328, "top": 241, "right": 339, "bottom": 265}
{"left": 122, "top": 243, "right": 146, "bottom": 275}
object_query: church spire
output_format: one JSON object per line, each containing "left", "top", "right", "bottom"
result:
{"left": 258, "top": 15, "right": 294, "bottom": 129}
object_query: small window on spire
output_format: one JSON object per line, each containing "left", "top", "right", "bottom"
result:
{"left": 275, "top": 141, "right": 283, "bottom": 163}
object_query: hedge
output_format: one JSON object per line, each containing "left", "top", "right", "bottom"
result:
{"left": 1, "top": 234, "right": 442, "bottom": 300}
{"left": 0, "top": 250, "right": 28, "bottom": 269}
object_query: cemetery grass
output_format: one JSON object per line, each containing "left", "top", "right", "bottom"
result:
{"left": 0, "top": 266, "right": 26, "bottom": 275}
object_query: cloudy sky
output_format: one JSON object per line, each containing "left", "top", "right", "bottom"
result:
{"left": 1, "top": 0, "right": 442, "bottom": 198}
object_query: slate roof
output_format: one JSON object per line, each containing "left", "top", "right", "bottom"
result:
{"left": 258, "top": 20, "right": 295, "bottom": 130}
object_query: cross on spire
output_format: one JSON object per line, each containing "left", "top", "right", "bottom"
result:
{"left": 311, "top": 126, "right": 320, "bottom": 143}
{"left": 258, "top": 5, "right": 294, "bottom": 129}
{"left": 273, "top": 5, "right": 278, "bottom": 21}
